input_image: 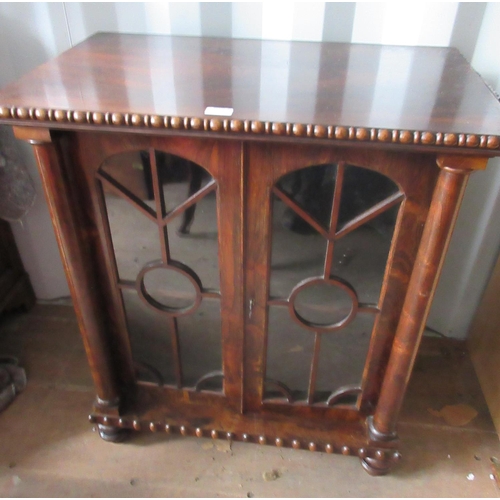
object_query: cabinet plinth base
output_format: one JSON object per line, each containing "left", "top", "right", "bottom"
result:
{"left": 88, "top": 384, "right": 399, "bottom": 473}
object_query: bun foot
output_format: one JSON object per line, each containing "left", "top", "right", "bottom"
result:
{"left": 97, "top": 424, "right": 131, "bottom": 443}
{"left": 361, "top": 451, "right": 401, "bottom": 476}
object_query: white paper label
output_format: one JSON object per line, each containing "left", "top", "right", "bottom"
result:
{"left": 204, "top": 106, "right": 234, "bottom": 117}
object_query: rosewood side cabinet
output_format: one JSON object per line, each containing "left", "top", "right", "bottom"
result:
{"left": 1, "top": 34, "right": 500, "bottom": 475}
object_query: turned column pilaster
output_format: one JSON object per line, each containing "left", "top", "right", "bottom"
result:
{"left": 369, "top": 154, "right": 489, "bottom": 441}
{"left": 14, "top": 126, "right": 121, "bottom": 412}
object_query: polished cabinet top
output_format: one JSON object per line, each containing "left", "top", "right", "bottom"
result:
{"left": 1, "top": 33, "right": 499, "bottom": 153}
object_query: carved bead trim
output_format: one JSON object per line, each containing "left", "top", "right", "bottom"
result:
{"left": 1, "top": 106, "right": 499, "bottom": 151}
{"left": 88, "top": 414, "right": 398, "bottom": 460}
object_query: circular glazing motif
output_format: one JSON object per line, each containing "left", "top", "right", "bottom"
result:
{"left": 288, "top": 277, "right": 358, "bottom": 332}
{"left": 136, "top": 260, "right": 202, "bottom": 316}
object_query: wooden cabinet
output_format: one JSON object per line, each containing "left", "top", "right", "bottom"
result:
{"left": 1, "top": 34, "right": 500, "bottom": 475}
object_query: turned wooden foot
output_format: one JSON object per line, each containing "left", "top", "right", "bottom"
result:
{"left": 97, "top": 424, "right": 131, "bottom": 443}
{"left": 361, "top": 451, "right": 401, "bottom": 476}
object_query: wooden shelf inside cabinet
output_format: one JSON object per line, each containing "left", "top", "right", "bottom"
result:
{"left": 1, "top": 33, "right": 499, "bottom": 475}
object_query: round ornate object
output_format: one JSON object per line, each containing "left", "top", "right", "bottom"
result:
{"left": 150, "top": 115, "right": 162, "bottom": 128}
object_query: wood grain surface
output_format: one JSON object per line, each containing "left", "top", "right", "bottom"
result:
{"left": 1, "top": 33, "right": 500, "bottom": 153}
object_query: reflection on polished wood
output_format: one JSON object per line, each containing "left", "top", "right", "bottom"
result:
{"left": 5, "top": 33, "right": 500, "bottom": 475}
{"left": 1, "top": 34, "right": 500, "bottom": 151}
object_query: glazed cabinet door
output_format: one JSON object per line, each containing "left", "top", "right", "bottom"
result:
{"left": 243, "top": 142, "right": 438, "bottom": 417}
{"left": 72, "top": 132, "right": 244, "bottom": 412}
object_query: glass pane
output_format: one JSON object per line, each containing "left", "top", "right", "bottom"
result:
{"left": 276, "top": 163, "right": 336, "bottom": 232}
{"left": 332, "top": 205, "right": 399, "bottom": 304}
{"left": 270, "top": 194, "right": 326, "bottom": 298}
{"left": 99, "top": 149, "right": 222, "bottom": 389}
{"left": 266, "top": 162, "right": 401, "bottom": 404}
{"left": 177, "top": 299, "right": 222, "bottom": 388}
{"left": 265, "top": 307, "right": 374, "bottom": 403}
{"left": 103, "top": 189, "right": 162, "bottom": 281}
{"left": 143, "top": 267, "right": 198, "bottom": 310}
{"left": 315, "top": 314, "right": 374, "bottom": 398}
{"left": 294, "top": 281, "right": 353, "bottom": 326}
{"left": 157, "top": 153, "right": 213, "bottom": 216}
{"left": 122, "top": 288, "right": 176, "bottom": 385}
{"left": 265, "top": 306, "right": 314, "bottom": 399}
{"left": 101, "top": 151, "right": 155, "bottom": 206}
{"left": 338, "top": 164, "right": 400, "bottom": 227}
{"left": 166, "top": 191, "right": 220, "bottom": 291}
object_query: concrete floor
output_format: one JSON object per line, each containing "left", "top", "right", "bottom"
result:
{"left": 0, "top": 304, "right": 499, "bottom": 497}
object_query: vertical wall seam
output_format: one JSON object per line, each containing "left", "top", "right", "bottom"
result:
{"left": 62, "top": 2, "right": 73, "bottom": 48}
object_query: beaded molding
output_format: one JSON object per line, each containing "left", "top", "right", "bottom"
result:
{"left": 1, "top": 106, "right": 499, "bottom": 151}
{"left": 88, "top": 414, "right": 401, "bottom": 462}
